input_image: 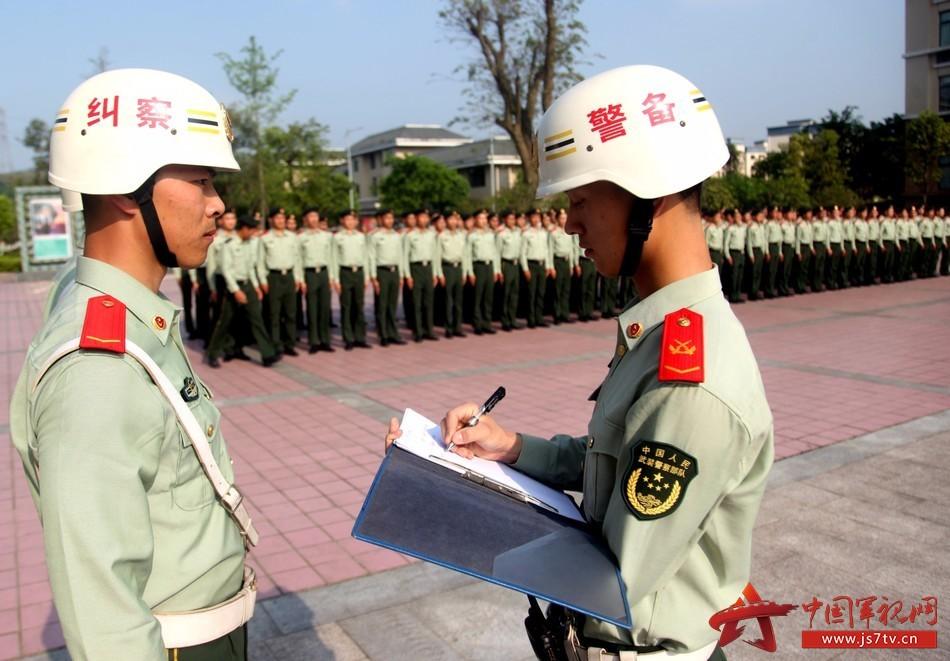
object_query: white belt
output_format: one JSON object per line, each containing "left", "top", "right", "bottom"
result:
{"left": 587, "top": 641, "right": 717, "bottom": 661}
{"left": 155, "top": 566, "right": 257, "bottom": 649}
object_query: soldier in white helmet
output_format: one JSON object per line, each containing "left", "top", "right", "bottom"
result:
{"left": 9, "top": 69, "right": 259, "bottom": 660}
{"left": 389, "top": 65, "right": 773, "bottom": 660}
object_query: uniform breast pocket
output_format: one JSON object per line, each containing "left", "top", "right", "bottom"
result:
{"left": 582, "top": 420, "right": 625, "bottom": 525}
{"left": 172, "top": 404, "right": 221, "bottom": 511}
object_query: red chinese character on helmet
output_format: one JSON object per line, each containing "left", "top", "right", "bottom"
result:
{"left": 136, "top": 97, "right": 172, "bottom": 130}
{"left": 641, "top": 92, "right": 676, "bottom": 127}
{"left": 587, "top": 103, "right": 628, "bottom": 143}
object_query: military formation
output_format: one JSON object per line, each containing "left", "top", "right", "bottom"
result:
{"left": 705, "top": 204, "right": 950, "bottom": 303}
{"left": 180, "top": 206, "right": 622, "bottom": 366}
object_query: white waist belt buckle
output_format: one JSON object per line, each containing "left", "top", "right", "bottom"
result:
{"left": 155, "top": 566, "right": 257, "bottom": 649}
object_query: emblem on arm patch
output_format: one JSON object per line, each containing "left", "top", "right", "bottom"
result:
{"left": 622, "top": 440, "right": 698, "bottom": 520}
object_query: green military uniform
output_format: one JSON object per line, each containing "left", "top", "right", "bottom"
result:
{"left": 369, "top": 228, "right": 406, "bottom": 345}
{"left": 466, "top": 228, "right": 501, "bottom": 333}
{"left": 258, "top": 230, "right": 302, "bottom": 353}
{"left": 864, "top": 218, "right": 883, "bottom": 285}
{"left": 811, "top": 219, "right": 829, "bottom": 291}
{"left": 436, "top": 228, "right": 468, "bottom": 337}
{"left": 919, "top": 215, "right": 936, "bottom": 277}
{"left": 210, "top": 233, "right": 278, "bottom": 363}
{"left": 600, "top": 275, "right": 619, "bottom": 318}
{"left": 333, "top": 230, "right": 370, "bottom": 347}
{"left": 908, "top": 217, "right": 923, "bottom": 279}
{"left": 298, "top": 228, "right": 336, "bottom": 351}
{"left": 520, "top": 225, "right": 553, "bottom": 327}
{"left": 404, "top": 227, "right": 439, "bottom": 341}
{"left": 895, "top": 217, "right": 910, "bottom": 280}
{"left": 723, "top": 222, "right": 746, "bottom": 303}
{"left": 10, "top": 257, "right": 248, "bottom": 660}
{"left": 842, "top": 219, "right": 856, "bottom": 287}
{"left": 576, "top": 234, "right": 597, "bottom": 321}
{"left": 794, "top": 220, "right": 814, "bottom": 294}
{"left": 744, "top": 221, "right": 766, "bottom": 300}
{"left": 936, "top": 215, "right": 949, "bottom": 276}
{"left": 550, "top": 226, "right": 579, "bottom": 323}
{"left": 704, "top": 222, "right": 724, "bottom": 269}
{"left": 880, "top": 216, "right": 897, "bottom": 283}
{"left": 496, "top": 227, "right": 524, "bottom": 330}
{"left": 512, "top": 266, "right": 773, "bottom": 654}
{"left": 205, "top": 229, "right": 232, "bottom": 342}
{"left": 853, "top": 218, "right": 868, "bottom": 286}
{"left": 764, "top": 219, "right": 782, "bottom": 297}
{"left": 779, "top": 220, "right": 796, "bottom": 296}
{"left": 825, "top": 217, "right": 843, "bottom": 290}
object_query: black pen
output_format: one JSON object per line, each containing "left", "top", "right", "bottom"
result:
{"left": 446, "top": 386, "right": 506, "bottom": 453}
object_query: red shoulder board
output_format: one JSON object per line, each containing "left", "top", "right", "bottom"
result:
{"left": 658, "top": 308, "right": 704, "bottom": 383}
{"left": 79, "top": 295, "right": 127, "bottom": 353}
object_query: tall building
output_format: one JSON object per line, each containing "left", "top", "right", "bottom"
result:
{"left": 765, "top": 119, "right": 818, "bottom": 153}
{"left": 425, "top": 136, "right": 522, "bottom": 202}
{"left": 905, "top": 0, "right": 950, "bottom": 117}
{"left": 347, "top": 125, "right": 471, "bottom": 211}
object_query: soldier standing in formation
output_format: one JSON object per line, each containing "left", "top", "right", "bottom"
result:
{"left": 258, "top": 209, "right": 303, "bottom": 356}
{"left": 437, "top": 211, "right": 468, "bottom": 337}
{"left": 404, "top": 210, "right": 439, "bottom": 342}
{"left": 298, "top": 209, "right": 335, "bottom": 353}
{"left": 520, "top": 209, "right": 553, "bottom": 327}
{"left": 496, "top": 211, "right": 524, "bottom": 331}
{"left": 334, "top": 211, "right": 371, "bottom": 350}
{"left": 370, "top": 209, "right": 408, "bottom": 347}
{"left": 466, "top": 210, "right": 501, "bottom": 334}
{"left": 550, "top": 209, "right": 579, "bottom": 323}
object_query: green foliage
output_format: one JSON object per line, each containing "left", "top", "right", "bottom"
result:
{"left": 721, "top": 173, "right": 767, "bottom": 209}
{"left": 799, "top": 131, "right": 860, "bottom": 208}
{"left": 380, "top": 155, "right": 470, "bottom": 215}
{"left": 0, "top": 253, "right": 21, "bottom": 272}
{"left": 217, "top": 36, "right": 298, "bottom": 215}
{"left": 905, "top": 111, "right": 950, "bottom": 204}
{"left": 0, "top": 195, "right": 15, "bottom": 243}
{"left": 700, "top": 177, "right": 736, "bottom": 212}
{"left": 21, "top": 119, "right": 50, "bottom": 184}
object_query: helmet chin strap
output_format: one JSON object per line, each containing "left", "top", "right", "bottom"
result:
{"left": 131, "top": 174, "right": 179, "bottom": 268}
{"left": 617, "top": 196, "right": 655, "bottom": 277}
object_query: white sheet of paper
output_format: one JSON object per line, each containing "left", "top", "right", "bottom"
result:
{"left": 394, "top": 408, "right": 584, "bottom": 522}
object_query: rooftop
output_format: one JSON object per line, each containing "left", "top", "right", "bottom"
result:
{"left": 350, "top": 124, "right": 472, "bottom": 157}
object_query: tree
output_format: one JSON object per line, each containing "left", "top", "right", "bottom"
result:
{"left": 88, "top": 47, "right": 111, "bottom": 75}
{"left": 905, "top": 111, "right": 950, "bottom": 205}
{"left": 440, "top": 0, "right": 588, "bottom": 193}
{"left": 701, "top": 177, "right": 736, "bottom": 212}
{"left": 801, "top": 130, "right": 860, "bottom": 208}
{"left": 379, "top": 155, "right": 470, "bottom": 215}
{"left": 217, "top": 36, "right": 297, "bottom": 216}
{"left": 0, "top": 195, "right": 15, "bottom": 244}
{"left": 865, "top": 114, "right": 906, "bottom": 203}
{"left": 21, "top": 119, "right": 50, "bottom": 184}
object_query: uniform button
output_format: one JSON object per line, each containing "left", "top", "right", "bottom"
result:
{"left": 626, "top": 322, "right": 642, "bottom": 339}
{"left": 588, "top": 436, "right": 594, "bottom": 449}
{"left": 617, "top": 344, "right": 627, "bottom": 357}
{"left": 206, "top": 424, "right": 215, "bottom": 437}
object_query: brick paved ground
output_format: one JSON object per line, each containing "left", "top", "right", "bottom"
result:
{"left": 0, "top": 274, "right": 948, "bottom": 658}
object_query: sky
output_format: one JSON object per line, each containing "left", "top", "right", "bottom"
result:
{"left": 0, "top": 0, "right": 903, "bottom": 173}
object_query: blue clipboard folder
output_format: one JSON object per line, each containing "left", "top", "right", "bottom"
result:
{"left": 352, "top": 446, "right": 632, "bottom": 629}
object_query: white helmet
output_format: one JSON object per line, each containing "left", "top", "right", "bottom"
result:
{"left": 60, "top": 189, "right": 83, "bottom": 212}
{"left": 49, "top": 68, "right": 239, "bottom": 194}
{"left": 48, "top": 68, "right": 239, "bottom": 266}
{"left": 537, "top": 65, "right": 728, "bottom": 199}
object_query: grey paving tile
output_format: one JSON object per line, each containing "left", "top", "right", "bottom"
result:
{"left": 339, "top": 606, "right": 458, "bottom": 661}
{"left": 411, "top": 582, "right": 535, "bottom": 660}
{"left": 263, "top": 623, "right": 369, "bottom": 661}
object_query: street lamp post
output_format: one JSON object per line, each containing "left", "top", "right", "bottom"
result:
{"left": 344, "top": 126, "right": 363, "bottom": 211}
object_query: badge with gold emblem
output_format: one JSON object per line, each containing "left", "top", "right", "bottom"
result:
{"left": 622, "top": 440, "right": 698, "bottom": 520}
{"left": 220, "top": 103, "right": 234, "bottom": 143}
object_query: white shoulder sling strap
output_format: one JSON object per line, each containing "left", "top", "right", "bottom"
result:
{"left": 32, "top": 337, "right": 260, "bottom": 548}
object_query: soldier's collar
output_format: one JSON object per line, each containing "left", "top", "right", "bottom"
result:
{"left": 75, "top": 257, "right": 179, "bottom": 346}
{"left": 617, "top": 266, "right": 722, "bottom": 350}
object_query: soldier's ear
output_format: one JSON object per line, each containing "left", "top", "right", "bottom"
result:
{"left": 110, "top": 193, "right": 141, "bottom": 217}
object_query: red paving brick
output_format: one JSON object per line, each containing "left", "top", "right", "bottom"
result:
{"left": 1, "top": 273, "right": 949, "bottom": 655}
